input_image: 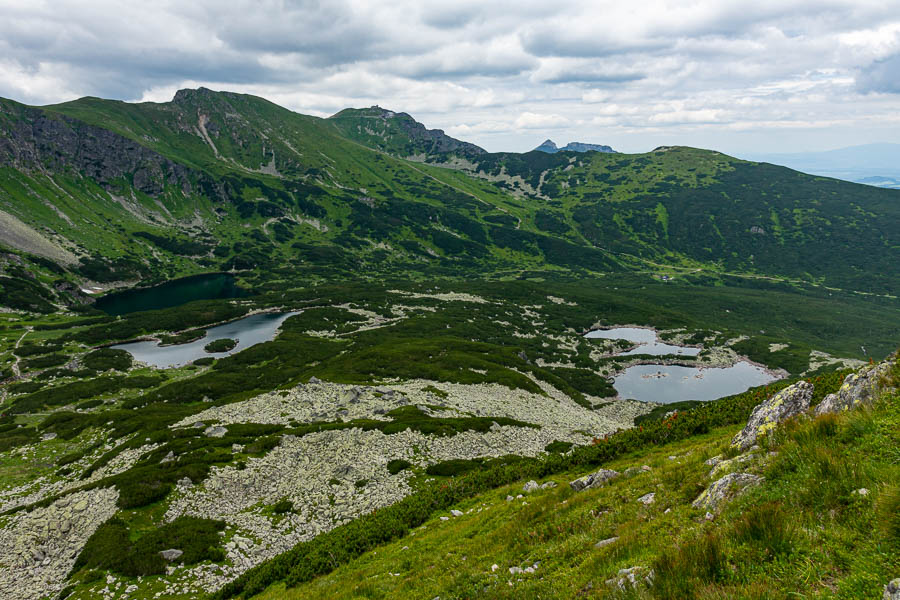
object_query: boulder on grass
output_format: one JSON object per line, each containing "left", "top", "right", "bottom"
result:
{"left": 569, "top": 469, "right": 620, "bottom": 492}
{"left": 731, "top": 381, "right": 813, "bottom": 451}
{"left": 816, "top": 360, "right": 895, "bottom": 416}
{"left": 692, "top": 472, "right": 763, "bottom": 512}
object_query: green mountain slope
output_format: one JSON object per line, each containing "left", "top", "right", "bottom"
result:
{"left": 216, "top": 358, "right": 899, "bottom": 600}
{"left": 0, "top": 87, "right": 899, "bottom": 306}
{"left": 328, "top": 106, "right": 486, "bottom": 160}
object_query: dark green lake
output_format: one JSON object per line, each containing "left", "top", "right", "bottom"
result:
{"left": 95, "top": 273, "right": 249, "bottom": 315}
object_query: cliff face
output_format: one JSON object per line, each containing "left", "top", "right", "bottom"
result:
{"left": 0, "top": 99, "right": 221, "bottom": 200}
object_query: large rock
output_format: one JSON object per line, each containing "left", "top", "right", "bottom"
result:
{"left": 569, "top": 469, "right": 620, "bottom": 492}
{"left": 816, "top": 360, "right": 895, "bottom": 416}
{"left": 731, "top": 381, "right": 813, "bottom": 451}
{"left": 159, "top": 549, "right": 184, "bottom": 561}
{"left": 692, "top": 472, "right": 763, "bottom": 512}
{"left": 884, "top": 578, "right": 900, "bottom": 600}
{"left": 204, "top": 425, "right": 227, "bottom": 438}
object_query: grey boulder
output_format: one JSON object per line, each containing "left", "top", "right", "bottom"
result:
{"left": 816, "top": 360, "right": 895, "bottom": 416}
{"left": 569, "top": 469, "right": 620, "bottom": 492}
{"left": 159, "top": 549, "right": 183, "bottom": 561}
{"left": 692, "top": 472, "right": 763, "bottom": 512}
{"left": 731, "top": 381, "right": 813, "bottom": 451}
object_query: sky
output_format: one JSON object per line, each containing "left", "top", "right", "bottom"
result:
{"left": 2, "top": 0, "right": 900, "bottom": 154}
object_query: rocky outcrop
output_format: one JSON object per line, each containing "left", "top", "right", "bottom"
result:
{"left": 731, "top": 381, "right": 813, "bottom": 450}
{"left": 533, "top": 139, "right": 616, "bottom": 154}
{"left": 692, "top": 472, "right": 763, "bottom": 512}
{"left": 569, "top": 469, "right": 620, "bottom": 492}
{"left": 816, "top": 360, "right": 895, "bottom": 416}
{"left": 0, "top": 98, "right": 225, "bottom": 201}
{"left": 0, "top": 487, "right": 119, "bottom": 600}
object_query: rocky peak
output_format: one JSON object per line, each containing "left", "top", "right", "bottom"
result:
{"left": 534, "top": 139, "right": 616, "bottom": 154}
{"left": 534, "top": 139, "right": 559, "bottom": 153}
{"left": 172, "top": 87, "right": 218, "bottom": 104}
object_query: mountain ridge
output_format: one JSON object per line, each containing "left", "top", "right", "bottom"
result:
{"left": 0, "top": 87, "right": 899, "bottom": 303}
{"left": 533, "top": 139, "right": 616, "bottom": 154}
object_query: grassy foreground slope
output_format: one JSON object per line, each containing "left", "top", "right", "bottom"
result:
{"left": 248, "top": 361, "right": 900, "bottom": 600}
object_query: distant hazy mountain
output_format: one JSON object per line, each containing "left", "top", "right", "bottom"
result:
{"left": 740, "top": 143, "right": 900, "bottom": 188}
{"left": 533, "top": 139, "right": 616, "bottom": 154}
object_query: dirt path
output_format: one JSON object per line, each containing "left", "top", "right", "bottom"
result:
{"left": 10, "top": 327, "right": 31, "bottom": 378}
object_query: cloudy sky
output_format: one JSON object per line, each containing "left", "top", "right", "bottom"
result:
{"left": 2, "top": 0, "right": 900, "bottom": 154}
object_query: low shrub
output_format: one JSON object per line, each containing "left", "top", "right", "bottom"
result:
{"left": 425, "top": 459, "right": 481, "bottom": 477}
{"left": 204, "top": 338, "right": 237, "bottom": 353}
{"left": 13, "top": 342, "right": 64, "bottom": 357}
{"left": 159, "top": 331, "right": 205, "bottom": 345}
{"left": 387, "top": 459, "right": 412, "bottom": 475}
{"left": 544, "top": 440, "right": 573, "bottom": 453}
{"left": 72, "top": 516, "right": 226, "bottom": 577}
{"left": 22, "top": 353, "right": 69, "bottom": 371}
{"left": 7, "top": 381, "right": 44, "bottom": 395}
{"left": 82, "top": 348, "right": 132, "bottom": 372}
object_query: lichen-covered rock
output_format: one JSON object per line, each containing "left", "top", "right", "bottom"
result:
{"left": 732, "top": 381, "right": 813, "bottom": 451}
{"left": 522, "top": 480, "right": 540, "bottom": 493}
{"left": 637, "top": 492, "right": 655, "bottom": 505}
{"left": 709, "top": 452, "right": 756, "bottom": 478}
{"left": 569, "top": 469, "right": 620, "bottom": 492}
{"left": 816, "top": 360, "right": 895, "bottom": 416}
{"left": 884, "top": 578, "right": 900, "bottom": 600}
{"left": 692, "top": 472, "right": 763, "bottom": 512}
{"left": 605, "top": 565, "right": 654, "bottom": 590}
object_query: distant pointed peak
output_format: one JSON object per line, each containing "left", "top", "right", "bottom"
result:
{"left": 534, "top": 139, "right": 559, "bottom": 153}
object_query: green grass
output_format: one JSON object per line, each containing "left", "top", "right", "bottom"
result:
{"left": 2, "top": 88, "right": 899, "bottom": 299}
{"left": 248, "top": 387, "right": 900, "bottom": 600}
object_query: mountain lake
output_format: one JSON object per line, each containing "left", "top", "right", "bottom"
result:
{"left": 586, "top": 327, "right": 778, "bottom": 403}
{"left": 112, "top": 312, "right": 298, "bottom": 368}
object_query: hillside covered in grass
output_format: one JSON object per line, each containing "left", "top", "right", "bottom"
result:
{"left": 224, "top": 357, "right": 900, "bottom": 600}
{"left": 1, "top": 87, "right": 899, "bottom": 314}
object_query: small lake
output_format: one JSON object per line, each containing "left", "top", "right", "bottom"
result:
{"left": 613, "top": 362, "right": 777, "bottom": 404}
{"left": 586, "top": 327, "right": 778, "bottom": 403}
{"left": 112, "top": 312, "right": 297, "bottom": 368}
{"left": 95, "top": 273, "right": 249, "bottom": 316}
{"left": 585, "top": 327, "right": 700, "bottom": 357}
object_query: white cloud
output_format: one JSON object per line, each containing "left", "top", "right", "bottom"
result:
{"left": 514, "top": 112, "right": 570, "bottom": 129}
{"left": 0, "top": 0, "right": 899, "bottom": 152}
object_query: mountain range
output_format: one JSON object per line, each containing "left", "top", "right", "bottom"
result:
{"left": 1, "top": 88, "right": 899, "bottom": 600}
{"left": 533, "top": 139, "right": 616, "bottom": 154}
{"left": 1, "top": 87, "right": 899, "bottom": 313}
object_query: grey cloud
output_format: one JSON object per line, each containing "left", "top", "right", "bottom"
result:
{"left": 537, "top": 70, "right": 645, "bottom": 85}
{"left": 857, "top": 54, "right": 900, "bottom": 94}
{"left": 0, "top": 0, "right": 897, "bottom": 154}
